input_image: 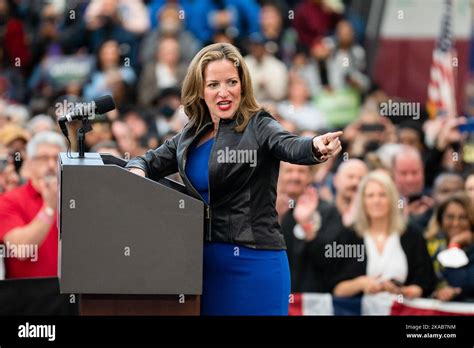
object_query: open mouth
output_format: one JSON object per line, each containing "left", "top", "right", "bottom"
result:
{"left": 217, "top": 101, "right": 232, "bottom": 111}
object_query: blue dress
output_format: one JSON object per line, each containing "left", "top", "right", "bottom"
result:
{"left": 185, "top": 137, "right": 291, "bottom": 315}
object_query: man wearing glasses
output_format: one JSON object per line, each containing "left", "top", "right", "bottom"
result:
{"left": 0, "top": 132, "right": 65, "bottom": 279}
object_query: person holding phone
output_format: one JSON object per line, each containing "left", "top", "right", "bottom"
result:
{"left": 393, "top": 145, "right": 434, "bottom": 218}
{"left": 126, "top": 43, "right": 343, "bottom": 315}
{"left": 425, "top": 193, "right": 474, "bottom": 302}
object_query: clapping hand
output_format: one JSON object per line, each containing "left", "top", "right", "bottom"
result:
{"left": 293, "top": 186, "right": 319, "bottom": 225}
{"left": 293, "top": 186, "right": 319, "bottom": 241}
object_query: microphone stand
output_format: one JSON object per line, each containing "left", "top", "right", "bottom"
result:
{"left": 77, "top": 116, "right": 93, "bottom": 158}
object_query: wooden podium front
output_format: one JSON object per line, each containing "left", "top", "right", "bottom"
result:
{"left": 80, "top": 295, "right": 200, "bottom": 315}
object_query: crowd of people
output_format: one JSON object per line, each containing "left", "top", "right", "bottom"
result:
{"left": 0, "top": 0, "right": 473, "bottom": 309}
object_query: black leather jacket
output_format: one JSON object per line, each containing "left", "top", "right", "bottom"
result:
{"left": 126, "top": 110, "right": 323, "bottom": 250}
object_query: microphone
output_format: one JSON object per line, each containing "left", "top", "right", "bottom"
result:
{"left": 58, "top": 95, "right": 115, "bottom": 123}
{"left": 58, "top": 95, "right": 115, "bottom": 137}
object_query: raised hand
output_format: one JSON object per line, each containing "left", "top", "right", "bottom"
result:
{"left": 435, "top": 116, "right": 467, "bottom": 151}
{"left": 293, "top": 186, "right": 319, "bottom": 225}
{"left": 38, "top": 175, "right": 58, "bottom": 210}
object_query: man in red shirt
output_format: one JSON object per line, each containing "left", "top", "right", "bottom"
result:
{"left": 0, "top": 131, "right": 66, "bottom": 278}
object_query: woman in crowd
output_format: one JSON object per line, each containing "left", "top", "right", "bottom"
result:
{"left": 330, "top": 171, "right": 436, "bottom": 298}
{"left": 83, "top": 39, "right": 136, "bottom": 103}
{"left": 425, "top": 193, "right": 474, "bottom": 302}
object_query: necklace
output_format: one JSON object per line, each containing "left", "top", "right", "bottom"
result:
{"left": 372, "top": 233, "right": 388, "bottom": 243}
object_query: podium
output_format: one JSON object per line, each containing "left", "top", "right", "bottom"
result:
{"left": 57, "top": 153, "right": 204, "bottom": 315}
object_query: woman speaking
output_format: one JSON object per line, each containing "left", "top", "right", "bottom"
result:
{"left": 126, "top": 43, "right": 342, "bottom": 315}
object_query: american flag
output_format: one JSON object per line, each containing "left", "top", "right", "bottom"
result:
{"left": 427, "top": 0, "right": 457, "bottom": 118}
{"left": 289, "top": 293, "right": 474, "bottom": 316}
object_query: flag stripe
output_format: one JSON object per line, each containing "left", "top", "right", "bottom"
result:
{"left": 289, "top": 293, "right": 474, "bottom": 316}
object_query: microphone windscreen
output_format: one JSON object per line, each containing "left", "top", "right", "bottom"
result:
{"left": 94, "top": 95, "right": 116, "bottom": 114}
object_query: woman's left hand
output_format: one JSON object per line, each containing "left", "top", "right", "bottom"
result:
{"left": 313, "top": 131, "right": 343, "bottom": 162}
{"left": 401, "top": 285, "right": 423, "bottom": 299}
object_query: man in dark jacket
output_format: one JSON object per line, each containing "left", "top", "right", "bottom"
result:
{"left": 279, "top": 161, "right": 345, "bottom": 293}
